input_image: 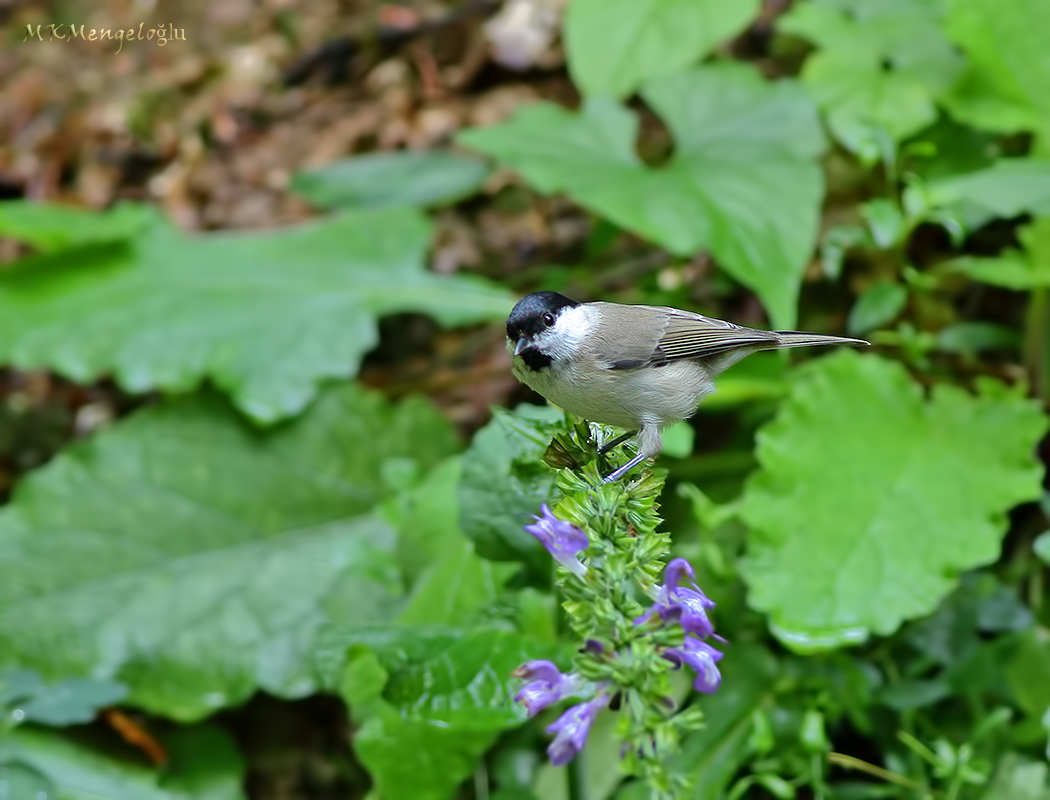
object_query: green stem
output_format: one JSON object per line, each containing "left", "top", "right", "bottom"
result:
{"left": 811, "top": 753, "right": 826, "bottom": 800}
{"left": 568, "top": 746, "right": 589, "bottom": 800}
{"left": 827, "top": 753, "right": 934, "bottom": 797}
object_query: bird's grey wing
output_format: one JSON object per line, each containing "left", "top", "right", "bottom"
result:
{"left": 583, "top": 303, "right": 668, "bottom": 369}
{"left": 652, "top": 311, "right": 777, "bottom": 364}
{"left": 586, "top": 303, "right": 776, "bottom": 369}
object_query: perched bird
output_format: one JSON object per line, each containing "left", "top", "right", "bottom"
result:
{"left": 506, "top": 291, "right": 869, "bottom": 482}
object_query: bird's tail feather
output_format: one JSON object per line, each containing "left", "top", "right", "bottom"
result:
{"left": 774, "top": 331, "right": 870, "bottom": 349}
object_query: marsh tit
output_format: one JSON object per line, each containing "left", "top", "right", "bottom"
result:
{"left": 506, "top": 291, "right": 869, "bottom": 483}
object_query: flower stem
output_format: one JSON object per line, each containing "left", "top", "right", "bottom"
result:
{"left": 567, "top": 747, "right": 589, "bottom": 800}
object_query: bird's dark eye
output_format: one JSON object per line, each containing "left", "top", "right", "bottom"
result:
{"left": 542, "top": 312, "right": 555, "bottom": 327}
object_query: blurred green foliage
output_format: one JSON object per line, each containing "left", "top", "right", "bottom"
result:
{"left": 1, "top": 0, "right": 1049, "bottom": 798}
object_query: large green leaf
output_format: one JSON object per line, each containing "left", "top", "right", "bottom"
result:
{"left": 918, "top": 160, "right": 1050, "bottom": 219}
{"left": 0, "top": 727, "right": 170, "bottom": 800}
{"left": 0, "top": 669, "right": 127, "bottom": 726}
{"left": 0, "top": 725, "right": 244, "bottom": 800}
{"left": 740, "top": 351, "right": 1046, "bottom": 650}
{"left": 458, "top": 405, "right": 562, "bottom": 569}
{"left": 0, "top": 383, "right": 458, "bottom": 720}
{"left": 0, "top": 203, "right": 511, "bottom": 423}
{"left": 290, "top": 151, "right": 490, "bottom": 210}
{"left": 461, "top": 64, "right": 824, "bottom": 328}
{"left": 0, "top": 202, "right": 152, "bottom": 252}
{"left": 564, "top": 0, "right": 760, "bottom": 98}
{"left": 317, "top": 624, "right": 555, "bottom": 800}
{"left": 780, "top": 0, "right": 962, "bottom": 158}
{"left": 942, "top": 0, "right": 1050, "bottom": 145}
{"left": 385, "top": 456, "right": 517, "bottom": 626}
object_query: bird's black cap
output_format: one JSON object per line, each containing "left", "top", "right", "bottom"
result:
{"left": 506, "top": 291, "right": 580, "bottom": 341}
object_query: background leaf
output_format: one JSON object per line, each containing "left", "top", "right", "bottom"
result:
{"left": 290, "top": 151, "right": 490, "bottom": 210}
{"left": 847, "top": 281, "right": 908, "bottom": 334}
{"left": 0, "top": 727, "right": 171, "bottom": 800}
{"left": 161, "top": 726, "right": 247, "bottom": 800}
{"left": 0, "top": 384, "right": 458, "bottom": 720}
{"left": 618, "top": 644, "right": 779, "bottom": 800}
{"left": 1035, "top": 532, "right": 1050, "bottom": 564}
{"left": 461, "top": 64, "right": 824, "bottom": 328}
{"left": 983, "top": 754, "right": 1050, "bottom": 800}
{"left": 780, "top": 0, "right": 962, "bottom": 157}
{"left": 0, "top": 205, "right": 512, "bottom": 423}
{"left": 0, "top": 725, "right": 244, "bottom": 800}
{"left": 941, "top": 219, "right": 1050, "bottom": 290}
{"left": 318, "top": 625, "right": 557, "bottom": 800}
{"left": 0, "top": 670, "right": 128, "bottom": 726}
{"left": 943, "top": 0, "right": 1050, "bottom": 145}
{"left": 564, "top": 0, "right": 760, "bottom": 98}
{"left": 740, "top": 351, "right": 1046, "bottom": 650}
{"left": 458, "top": 404, "right": 562, "bottom": 569}
{"left": 386, "top": 457, "right": 518, "bottom": 626}
{"left": 0, "top": 201, "right": 152, "bottom": 252}
{"left": 918, "top": 159, "right": 1050, "bottom": 219}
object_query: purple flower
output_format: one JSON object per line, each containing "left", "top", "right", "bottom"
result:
{"left": 637, "top": 557, "right": 716, "bottom": 638}
{"left": 525, "top": 505, "right": 589, "bottom": 577}
{"left": 546, "top": 693, "right": 609, "bottom": 766}
{"left": 513, "top": 660, "right": 577, "bottom": 717}
{"left": 663, "top": 636, "right": 723, "bottom": 694}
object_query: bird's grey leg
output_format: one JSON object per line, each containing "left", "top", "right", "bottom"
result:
{"left": 603, "top": 424, "right": 661, "bottom": 483}
{"left": 597, "top": 430, "right": 637, "bottom": 454}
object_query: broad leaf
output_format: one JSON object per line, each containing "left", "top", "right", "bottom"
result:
{"left": 915, "top": 160, "right": 1050, "bottom": 221}
{"left": 780, "top": 0, "right": 962, "bottom": 158}
{"left": 943, "top": 0, "right": 1050, "bottom": 146}
{"left": 461, "top": 64, "right": 825, "bottom": 328}
{"left": 318, "top": 624, "right": 556, "bottom": 800}
{"left": 0, "top": 727, "right": 170, "bottom": 800}
{"left": 847, "top": 281, "right": 908, "bottom": 334}
{"left": 0, "top": 203, "right": 512, "bottom": 423}
{"left": 385, "top": 456, "right": 466, "bottom": 585}
{"left": 0, "top": 383, "right": 458, "bottom": 720}
{"left": 290, "top": 151, "right": 490, "bottom": 210}
{"left": 385, "top": 457, "right": 517, "bottom": 626}
{"left": 0, "top": 725, "right": 244, "bottom": 800}
{"left": 0, "top": 762, "right": 51, "bottom": 799}
{"left": 940, "top": 218, "right": 1050, "bottom": 291}
{"left": 936, "top": 322, "right": 1021, "bottom": 354}
{"left": 740, "top": 351, "right": 1046, "bottom": 650}
{"left": 564, "top": 0, "right": 760, "bottom": 98}
{"left": 0, "top": 669, "right": 127, "bottom": 726}
{"left": 0, "top": 201, "right": 152, "bottom": 252}
{"left": 458, "top": 404, "right": 562, "bottom": 569}
{"left": 1005, "top": 630, "right": 1050, "bottom": 719}
{"left": 944, "top": 255, "right": 1050, "bottom": 291}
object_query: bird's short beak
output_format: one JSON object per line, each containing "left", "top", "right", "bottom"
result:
{"left": 514, "top": 339, "right": 527, "bottom": 356}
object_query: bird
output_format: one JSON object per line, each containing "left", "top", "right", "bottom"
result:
{"left": 506, "top": 291, "right": 869, "bottom": 483}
